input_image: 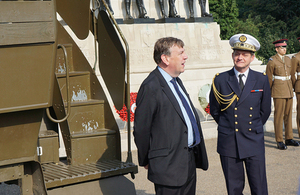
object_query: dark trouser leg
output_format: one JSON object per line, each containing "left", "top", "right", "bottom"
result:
{"left": 220, "top": 155, "right": 245, "bottom": 195}
{"left": 245, "top": 153, "right": 268, "bottom": 195}
{"left": 184, "top": 148, "right": 196, "bottom": 194}
{"left": 154, "top": 149, "right": 196, "bottom": 195}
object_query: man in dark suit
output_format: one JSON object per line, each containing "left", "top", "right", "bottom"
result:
{"left": 209, "top": 34, "right": 271, "bottom": 195}
{"left": 134, "top": 37, "right": 208, "bottom": 195}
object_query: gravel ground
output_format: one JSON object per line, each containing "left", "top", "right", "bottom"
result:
{"left": 1, "top": 129, "right": 299, "bottom": 195}
{"left": 124, "top": 130, "right": 300, "bottom": 195}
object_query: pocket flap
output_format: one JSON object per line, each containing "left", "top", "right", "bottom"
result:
{"left": 148, "top": 148, "right": 169, "bottom": 159}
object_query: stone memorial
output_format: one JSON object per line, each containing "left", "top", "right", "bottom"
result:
{"left": 67, "top": 0, "right": 265, "bottom": 137}
{"left": 119, "top": 22, "right": 264, "bottom": 121}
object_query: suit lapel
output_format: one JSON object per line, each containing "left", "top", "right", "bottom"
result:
{"left": 154, "top": 68, "right": 185, "bottom": 122}
{"left": 236, "top": 69, "right": 256, "bottom": 106}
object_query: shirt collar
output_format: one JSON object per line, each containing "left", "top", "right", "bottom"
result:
{"left": 158, "top": 66, "right": 174, "bottom": 82}
{"left": 234, "top": 67, "right": 249, "bottom": 78}
{"left": 277, "top": 53, "right": 284, "bottom": 59}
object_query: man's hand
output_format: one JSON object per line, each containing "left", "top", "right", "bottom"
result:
{"left": 144, "top": 164, "right": 149, "bottom": 170}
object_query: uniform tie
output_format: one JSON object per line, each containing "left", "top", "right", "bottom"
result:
{"left": 171, "top": 78, "right": 200, "bottom": 147}
{"left": 239, "top": 74, "right": 245, "bottom": 91}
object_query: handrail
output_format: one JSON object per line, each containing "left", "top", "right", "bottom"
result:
{"left": 46, "top": 44, "right": 71, "bottom": 123}
{"left": 95, "top": 0, "right": 133, "bottom": 164}
{"left": 92, "top": 1, "right": 101, "bottom": 71}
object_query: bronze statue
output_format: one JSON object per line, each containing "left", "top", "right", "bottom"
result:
{"left": 158, "top": 0, "right": 180, "bottom": 18}
{"left": 125, "top": 0, "right": 149, "bottom": 19}
{"left": 99, "top": 0, "right": 114, "bottom": 15}
{"left": 187, "top": 0, "right": 212, "bottom": 18}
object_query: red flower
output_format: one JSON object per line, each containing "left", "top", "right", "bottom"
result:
{"left": 205, "top": 103, "right": 210, "bottom": 114}
{"left": 115, "top": 92, "right": 137, "bottom": 122}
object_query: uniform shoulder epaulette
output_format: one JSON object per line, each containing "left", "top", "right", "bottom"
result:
{"left": 212, "top": 72, "right": 237, "bottom": 111}
{"left": 212, "top": 73, "right": 219, "bottom": 80}
{"left": 269, "top": 58, "right": 273, "bottom": 61}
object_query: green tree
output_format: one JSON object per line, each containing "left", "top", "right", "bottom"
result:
{"left": 209, "top": 0, "right": 240, "bottom": 40}
{"left": 211, "top": 0, "right": 300, "bottom": 63}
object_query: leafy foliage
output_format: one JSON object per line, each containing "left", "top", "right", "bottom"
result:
{"left": 209, "top": 0, "right": 240, "bottom": 39}
{"left": 210, "top": 0, "right": 300, "bottom": 63}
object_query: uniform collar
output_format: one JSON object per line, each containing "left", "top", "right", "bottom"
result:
{"left": 277, "top": 53, "right": 284, "bottom": 59}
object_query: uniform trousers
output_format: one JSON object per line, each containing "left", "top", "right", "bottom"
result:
{"left": 154, "top": 148, "right": 196, "bottom": 195}
{"left": 296, "top": 93, "right": 300, "bottom": 138}
{"left": 273, "top": 98, "right": 293, "bottom": 142}
{"left": 220, "top": 153, "right": 268, "bottom": 195}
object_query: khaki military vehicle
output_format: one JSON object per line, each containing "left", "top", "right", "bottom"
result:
{"left": 0, "top": 0, "right": 137, "bottom": 194}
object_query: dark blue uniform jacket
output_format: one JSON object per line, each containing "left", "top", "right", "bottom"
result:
{"left": 209, "top": 68, "right": 271, "bottom": 159}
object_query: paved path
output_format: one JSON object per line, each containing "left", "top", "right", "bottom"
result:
{"left": 123, "top": 129, "right": 300, "bottom": 194}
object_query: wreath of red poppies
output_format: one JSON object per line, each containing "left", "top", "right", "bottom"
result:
{"left": 205, "top": 103, "right": 210, "bottom": 115}
{"left": 115, "top": 92, "right": 137, "bottom": 122}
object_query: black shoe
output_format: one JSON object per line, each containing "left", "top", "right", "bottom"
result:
{"left": 285, "top": 139, "right": 300, "bottom": 146}
{"left": 277, "top": 142, "right": 287, "bottom": 150}
{"left": 201, "top": 12, "right": 213, "bottom": 17}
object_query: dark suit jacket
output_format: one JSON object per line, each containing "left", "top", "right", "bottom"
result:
{"left": 134, "top": 67, "right": 208, "bottom": 187}
{"left": 209, "top": 68, "right": 271, "bottom": 159}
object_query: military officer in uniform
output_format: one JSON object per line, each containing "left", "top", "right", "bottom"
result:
{"left": 291, "top": 37, "right": 300, "bottom": 138}
{"left": 266, "top": 39, "right": 300, "bottom": 150}
{"left": 209, "top": 34, "right": 271, "bottom": 195}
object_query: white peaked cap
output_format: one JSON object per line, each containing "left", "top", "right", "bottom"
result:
{"left": 229, "top": 34, "right": 260, "bottom": 52}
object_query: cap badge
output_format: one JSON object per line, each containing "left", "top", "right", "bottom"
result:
{"left": 239, "top": 35, "right": 247, "bottom": 42}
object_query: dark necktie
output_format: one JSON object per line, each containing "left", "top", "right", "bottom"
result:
{"left": 170, "top": 78, "right": 201, "bottom": 146}
{"left": 239, "top": 74, "right": 245, "bottom": 91}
